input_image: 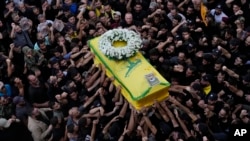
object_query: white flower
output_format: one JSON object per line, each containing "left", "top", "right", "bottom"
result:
{"left": 99, "top": 29, "right": 142, "bottom": 60}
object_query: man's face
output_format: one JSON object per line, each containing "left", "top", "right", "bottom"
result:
{"left": 200, "top": 79, "right": 209, "bottom": 86}
{"left": 70, "top": 91, "right": 78, "bottom": 100}
{"left": 6, "top": 2, "right": 14, "bottom": 8}
{"left": 0, "top": 83, "right": 6, "bottom": 93}
{"left": 60, "top": 59, "right": 68, "bottom": 67}
{"left": 192, "top": 0, "right": 201, "bottom": 5}
{"left": 32, "top": 108, "right": 41, "bottom": 116}
{"left": 52, "top": 62, "right": 60, "bottom": 70}
{"left": 56, "top": 70, "right": 64, "bottom": 78}
{"left": 224, "top": 32, "right": 231, "bottom": 40}
{"left": 89, "top": 11, "right": 97, "bottom": 20}
{"left": 39, "top": 42, "right": 47, "bottom": 50}
{"left": 167, "top": 2, "right": 174, "bottom": 10}
{"left": 219, "top": 21, "right": 227, "bottom": 29}
{"left": 216, "top": 73, "right": 225, "bottom": 83}
{"left": 68, "top": 16, "right": 76, "bottom": 24}
{"left": 214, "top": 63, "right": 222, "bottom": 71}
{"left": 185, "top": 68, "right": 193, "bottom": 77}
{"left": 150, "top": 55, "right": 158, "bottom": 61}
{"left": 12, "top": 14, "right": 20, "bottom": 23}
{"left": 71, "top": 107, "right": 80, "bottom": 118}
{"left": 215, "top": 9, "right": 222, "bottom": 15}
{"left": 95, "top": 1, "right": 102, "bottom": 8}
{"left": 218, "top": 109, "right": 227, "bottom": 120}
{"left": 53, "top": 102, "right": 61, "bottom": 110}
{"left": 38, "top": 16, "right": 45, "bottom": 23}
{"left": 104, "top": 5, "right": 111, "bottom": 13}
{"left": 186, "top": 7, "right": 193, "bottom": 15}
{"left": 166, "top": 45, "right": 175, "bottom": 54}
{"left": 234, "top": 57, "right": 242, "bottom": 66}
{"left": 29, "top": 75, "right": 40, "bottom": 86}
{"left": 134, "top": 4, "right": 142, "bottom": 12}
{"left": 73, "top": 73, "right": 82, "bottom": 82}
{"left": 211, "top": 37, "right": 219, "bottom": 46}
{"left": 186, "top": 99, "right": 193, "bottom": 107}
{"left": 178, "top": 53, "right": 185, "bottom": 61}
{"left": 204, "top": 107, "right": 210, "bottom": 116}
{"left": 172, "top": 19, "right": 179, "bottom": 27}
{"left": 64, "top": 0, "right": 72, "bottom": 5}
{"left": 170, "top": 9, "right": 177, "bottom": 16}
{"left": 182, "top": 32, "right": 190, "bottom": 40}
{"left": 58, "top": 36, "right": 65, "bottom": 44}
{"left": 233, "top": 5, "right": 240, "bottom": 14}
{"left": 125, "top": 14, "right": 133, "bottom": 24}
{"left": 230, "top": 44, "right": 238, "bottom": 51}
{"left": 245, "top": 37, "right": 250, "bottom": 47}
{"left": 19, "top": 3, "right": 26, "bottom": 11}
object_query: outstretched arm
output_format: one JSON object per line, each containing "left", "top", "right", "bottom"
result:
{"left": 141, "top": 108, "right": 157, "bottom": 135}
{"left": 174, "top": 109, "right": 192, "bottom": 138}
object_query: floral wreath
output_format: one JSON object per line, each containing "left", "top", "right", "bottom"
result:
{"left": 99, "top": 29, "right": 142, "bottom": 60}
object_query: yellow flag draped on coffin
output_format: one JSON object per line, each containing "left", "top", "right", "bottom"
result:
{"left": 88, "top": 37, "right": 170, "bottom": 110}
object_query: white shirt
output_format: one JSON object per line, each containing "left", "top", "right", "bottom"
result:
{"left": 210, "top": 9, "right": 228, "bottom": 23}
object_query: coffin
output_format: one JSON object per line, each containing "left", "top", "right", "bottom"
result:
{"left": 88, "top": 37, "right": 170, "bottom": 110}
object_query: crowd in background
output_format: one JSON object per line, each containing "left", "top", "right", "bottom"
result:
{"left": 0, "top": 0, "right": 250, "bottom": 141}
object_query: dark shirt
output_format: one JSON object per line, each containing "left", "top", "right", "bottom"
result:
{"left": 28, "top": 84, "right": 49, "bottom": 104}
{"left": 13, "top": 31, "right": 33, "bottom": 48}
{"left": 132, "top": 10, "right": 147, "bottom": 23}
{"left": 0, "top": 122, "right": 33, "bottom": 141}
{"left": 120, "top": 20, "right": 139, "bottom": 28}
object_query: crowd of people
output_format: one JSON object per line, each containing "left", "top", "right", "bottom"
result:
{"left": 0, "top": 0, "right": 250, "bottom": 141}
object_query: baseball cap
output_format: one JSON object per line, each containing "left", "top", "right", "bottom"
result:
{"left": 22, "top": 46, "right": 32, "bottom": 54}
{"left": 215, "top": 4, "right": 222, "bottom": 9}
{"left": 13, "top": 96, "right": 25, "bottom": 105}
{"left": 202, "top": 74, "right": 213, "bottom": 82}
{"left": 0, "top": 118, "right": 11, "bottom": 128}
{"left": 175, "top": 35, "right": 182, "bottom": 41}
{"left": 5, "top": 0, "right": 12, "bottom": 5}
{"left": 187, "top": 42, "right": 195, "bottom": 50}
{"left": 149, "top": 2, "right": 158, "bottom": 9}
{"left": 208, "top": 93, "right": 218, "bottom": 101}
{"left": 212, "top": 48, "right": 222, "bottom": 57}
{"left": 113, "top": 11, "right": 121, "bottom": 17}
{"left": 187, "top": 19, "right": 195, "bottom": 25}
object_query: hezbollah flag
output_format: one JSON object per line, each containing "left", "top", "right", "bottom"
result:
{"left": 88, "top": 37, "right": 170, "bottom": 110}
{"left": 200, "top": 2, "right": 208, "bottom": 26}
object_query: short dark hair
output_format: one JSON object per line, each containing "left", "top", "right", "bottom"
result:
{"left": 238, "top": 54, "right": 247, "bottom": 64}
{"left": 67, "top": 124, "right": 75, "bottom": 133}
{"left": 173, "top": 15, "right": 182, "bottom": 22}
{"left": 215, "top": 57, "right": 225, "bottom": 64}
{"left": 187, "top": 65, "right": 197, "bottom": 74}
{"left": 50, "top": 116, "right": 58, "bottom": 127}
